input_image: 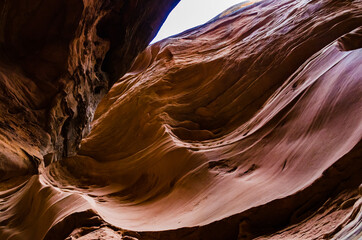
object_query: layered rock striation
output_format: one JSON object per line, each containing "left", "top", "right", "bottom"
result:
{"left": 0, "top": 0, "right": 180, "bottom": 179}
{"left": 0, "top": 0, "right": 361, "bottom": 239}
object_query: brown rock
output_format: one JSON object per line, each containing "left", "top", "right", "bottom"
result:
{"left": 0, "top": 0, "right": 180, "bottom": 179}
{"left": 0, "top": 0, "right": 361, "bottom": 239}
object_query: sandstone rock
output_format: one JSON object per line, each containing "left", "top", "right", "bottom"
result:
{"left": 0, "top": 0, "right": 180, "bottom": 179}
{"left": 0, "top": 0, "right": 361, "bottom": 239}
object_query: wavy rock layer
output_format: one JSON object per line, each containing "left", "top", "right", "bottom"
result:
{"left": 1, "top": 0, "right": 362, "bottom": 239}
{"left": 0, "top": 0, "right": 179, "bottom": 180}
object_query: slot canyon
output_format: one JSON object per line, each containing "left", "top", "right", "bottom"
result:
{"left": 0, "top": 0, "right": 361, "bottom": 239}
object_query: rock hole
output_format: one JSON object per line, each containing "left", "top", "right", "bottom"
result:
{"left": 238, "top": 164, "right": 259, "bottom": 177}
{"left": 94, "top": 86, "right": 103, "bottom": 94}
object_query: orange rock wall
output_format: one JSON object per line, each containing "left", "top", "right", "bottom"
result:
{"left": 0, "top": 0, "right": 361, "bottom": 239}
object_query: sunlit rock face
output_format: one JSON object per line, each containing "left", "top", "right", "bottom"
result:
{"left": 0, "top": 0, "right": 362, "bottom": 239}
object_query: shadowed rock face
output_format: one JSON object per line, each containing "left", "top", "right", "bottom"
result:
{"left": 0, "top": 0, "right": 362, "bottom": 239}
{"left": 0, "top": 0, "right": 180, "bottom": 179}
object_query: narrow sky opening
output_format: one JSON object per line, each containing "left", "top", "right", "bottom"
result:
{"left": 151, "top": 0, "right": 251, "bottom": 44}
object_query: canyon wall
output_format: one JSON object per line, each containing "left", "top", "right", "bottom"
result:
{"left": 0, "top": 0, "right": 179, "bottom": 179}
{"left": 0, "top": 0, "right": 361, "bottom": 239}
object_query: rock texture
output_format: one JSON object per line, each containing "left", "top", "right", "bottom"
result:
{"left": 0, "top": 0, "right": 362, "bottom": 239}
{"left": 0, "top": 0, "right": 180, "bottom": 179}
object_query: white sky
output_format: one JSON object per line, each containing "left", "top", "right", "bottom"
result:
{"left": 151, "top": 0, "right": 248, "bottom": 43}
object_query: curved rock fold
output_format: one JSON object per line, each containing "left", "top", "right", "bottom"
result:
{"left": 0, "top": 0, "right": 361, "bottom": 239}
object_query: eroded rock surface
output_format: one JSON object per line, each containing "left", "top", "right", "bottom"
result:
{"left": 0, "top": 0, "right": 180, "bottom": 179}
{"left": 0, "top": 0, "right": 361, "bottom": 239}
